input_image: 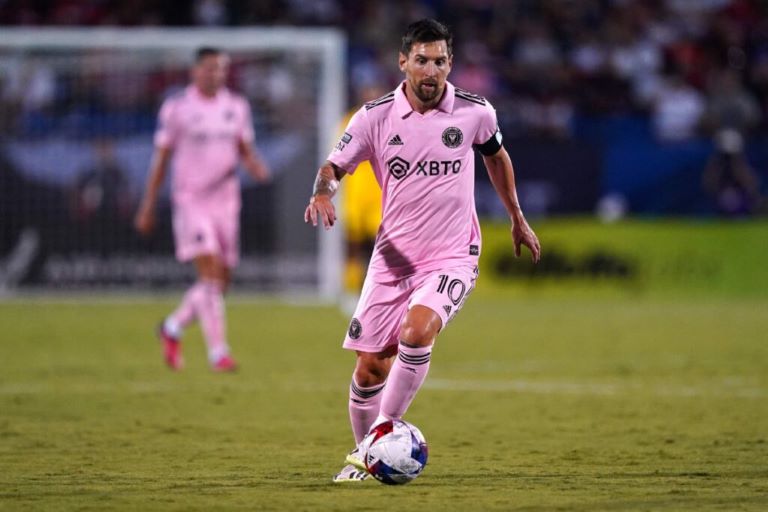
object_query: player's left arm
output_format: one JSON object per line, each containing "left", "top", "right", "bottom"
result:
{"left": 482, "top": 147, "right": 541, "bottom": 263}
{"left": 237, "top": 97, "right": 270, "bottom": 183}
{"left": 238, "top": 140, "right": 270, "bottom": 183}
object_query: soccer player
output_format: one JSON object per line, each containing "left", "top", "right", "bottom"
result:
{"left": 135, "top": 47, "right": 270, "bottom": 372}
{"left": 304, "top": 19, "right": 541, "bottom": 482}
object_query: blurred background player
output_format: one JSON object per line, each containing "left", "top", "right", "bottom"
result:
{"left": 305, "top": 19, "right": 540, "bottom": 482}
{"left": 134, "top": 47, "right": 270, "bottom": 371}
{"left": 340, "top": 85, "right": 385, "bottom": 314}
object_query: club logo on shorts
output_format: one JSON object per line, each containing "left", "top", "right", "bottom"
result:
{"left": 442, "top": 127, "right": 463, "bottom": 148}
{"left": 349, "top": 318, "right": 362, "bottom": 339}
{"left": 387, "top": 156, "right": 410, "bottom": 180}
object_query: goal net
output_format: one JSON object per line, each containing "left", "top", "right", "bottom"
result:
{"left": 0, "top": 27, "right": 345, "bottom": 299}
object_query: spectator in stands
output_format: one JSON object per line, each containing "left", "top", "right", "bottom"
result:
{"left": 651, "top": 71, "right": 706, "bottom": 142}
{"left": 71, "top": 138, "right": 134, "bottom": 252}
{"left": 702, "top": 69, "right": 765, "bottom": 215}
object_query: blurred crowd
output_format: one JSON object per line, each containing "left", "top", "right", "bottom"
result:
{"left": 2, "top": 0, "right": 767, "bottom": 143}
{"left": 0, "top": 51, "right": 317, "bottom": 141}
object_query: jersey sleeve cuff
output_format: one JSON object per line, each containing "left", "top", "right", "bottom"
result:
{"left": 327, "top": 157, "right": 355, "bottom": 175}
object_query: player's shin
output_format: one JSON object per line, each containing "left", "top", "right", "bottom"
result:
{"left": 196, "top": 279, "right": 231, "bottom": 363}
{"left": 349, "top": 377, "right": 385, "bottom": 444}
{"left": 165, "top": 281, "right": 205, "bottom": 337}
{"left": 377, "top": 342, "right": 432, "bottom": 422}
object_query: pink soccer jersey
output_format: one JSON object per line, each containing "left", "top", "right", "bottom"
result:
{"left": 328, "top": 81, "right": 502, "bottom": 282}
{"left": 154, "top": 85, "right": 254, "bottom": 207}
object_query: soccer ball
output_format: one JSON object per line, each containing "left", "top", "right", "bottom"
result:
{"left": 363, "top": 419, "right": 428, "bottom": 485}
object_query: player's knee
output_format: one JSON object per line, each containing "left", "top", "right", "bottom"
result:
{"left": 399, "top": 322, "right": 436, "bottom": 347}
{"left": 400, "top": 315, "right": 440, "bottom": 347}
{"left": 399, "top": 306, "right": 441, "bottom": 346}
{"left": 196, "top": 254, "right": 228, "bottom": 279}
{"left": 220, "top": 269, "right": 231, "bottom": 292}
{"left": 354, "top": 364, "right": 387, "bottom": 387}
{"left": 354, "top": 353, "right": 392, "bottom": 386}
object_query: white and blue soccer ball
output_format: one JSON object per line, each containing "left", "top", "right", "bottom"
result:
{"left": 363, "top": 419, "right": 428, "bottom": 485}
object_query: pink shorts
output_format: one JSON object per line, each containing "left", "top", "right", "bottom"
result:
{"left": 172, "top": 204, "right": 240, "bottom": 268}
{"left": 343, "top": 265, "right": 479, "bottom": 352}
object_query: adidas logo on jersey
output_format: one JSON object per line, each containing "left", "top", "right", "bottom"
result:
{"left": 388, "top": 134, "right": 404, "bottom": 146}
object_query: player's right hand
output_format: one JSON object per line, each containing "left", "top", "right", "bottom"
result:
{"left": 304, "top": 195, "right": 336, "bottom": 230}
{"left": 134, "top": 205, "right": 156, "bottom": 236}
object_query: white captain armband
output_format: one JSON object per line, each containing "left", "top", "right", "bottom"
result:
{"left": 473, "top": 128, "right": 503, "bottom": 156}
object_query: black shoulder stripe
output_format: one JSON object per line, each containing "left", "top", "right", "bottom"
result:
{"left": 455, "top": 91, "right": 486, "bottom": 106}
{"left": 455, "top": 87, "right": 487, "bottom": 105}
{"left": 456, "top": 95, "right": 486, "bottom": 106}
{"left": 365, "top": 98, "right": 394, "bottom": 110}
{"left": 364, "top": 91, "right": 395, "bottom": 110}
{"left": 455, "top": 87, "right": 485, "bottom": 100}
{"left": 371, "top": 91, "right": 395, "bottom": 103}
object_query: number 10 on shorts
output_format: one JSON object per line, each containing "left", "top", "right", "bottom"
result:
{"left": 436, "top": 274, "right": 467, "bottom": 306}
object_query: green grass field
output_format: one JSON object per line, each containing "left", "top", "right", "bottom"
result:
{"left": 1, "top": 292, "right": 766, "bottom": 511}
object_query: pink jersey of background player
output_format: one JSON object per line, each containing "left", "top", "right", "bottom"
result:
{"left": 327, "top": 80, "right": 497, "bottom": 282}
{"left": 135, "top": 47, "right": 269, "bottom": 373}
{"left": 155, "top": 84, "right": 254, "bottom": 209}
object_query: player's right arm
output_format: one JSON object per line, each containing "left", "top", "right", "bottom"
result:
{"left": 135, "top": 97, "right": 179, "bottom": 236}
{"left": 134, "top": 146, "right": 172, "bottom": 236}
{"left": 304, "top": 162, "right": 346, "bottom": 229}
{"left": 305, "top": 106, "right": 374, "bottom": 229}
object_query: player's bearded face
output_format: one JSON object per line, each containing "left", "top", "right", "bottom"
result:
{"left": 194, "top": 54, "right": 229, "bottom": 96}
{"left": 400, "top": 41, "right": 452, "bottom": 106}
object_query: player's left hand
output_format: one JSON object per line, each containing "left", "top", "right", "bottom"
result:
{"left": 511, "top": 220, "right": 541, "bottom": 263}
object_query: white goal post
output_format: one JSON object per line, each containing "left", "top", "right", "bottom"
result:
{"left": 0, "top": 27, "right": 346, "bottom": 300}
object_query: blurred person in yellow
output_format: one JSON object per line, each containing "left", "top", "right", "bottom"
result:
{"left": 340, "top": 85, "right": 385, "bottom": 303}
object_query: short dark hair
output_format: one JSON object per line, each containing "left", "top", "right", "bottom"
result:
{"left": 195, "top": 46, "right": 222, "bottom": 62}
{"left": 401, "top": 19, "right": 453, "bottom": 56}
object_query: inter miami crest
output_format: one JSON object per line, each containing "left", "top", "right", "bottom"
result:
{"left": 442, "top": 127, "right": 463, "bottom": 148}
{"left": 349, "top": 318, "right": 362, "bottom": 339}
{"left": 387, "top": 156, "right": 410, "bottom": 180}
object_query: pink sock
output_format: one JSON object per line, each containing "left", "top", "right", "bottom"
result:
{"left": 195, "top": 279, "right": 230, "bottom": 363}
{"left": 378, "top": 342, "right": 432, "bottom": 421}
{"left": 349, "top": 378, "right": 385, "bottom": 444}
{"left": 166, "top": 282, "right": 205, "bottom": 335}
